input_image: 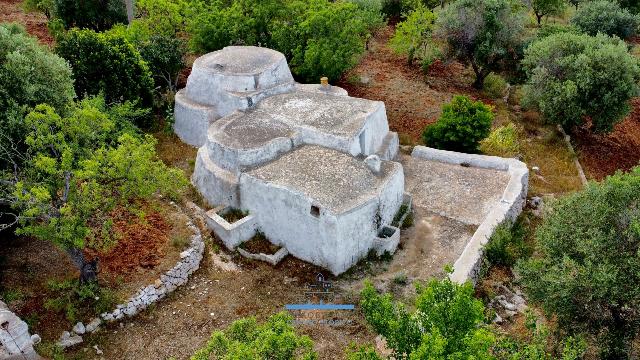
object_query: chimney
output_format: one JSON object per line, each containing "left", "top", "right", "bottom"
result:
{"left": 365, "top": 155, "right": 381, "bottom": 174}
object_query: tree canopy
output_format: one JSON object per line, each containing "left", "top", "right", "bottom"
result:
{"left": 517, "top": 167, "right": 640, "bottom": 359}
{"left": 522, "top": 32, "right": 640, "bottom": 132}
{"left": 435, "top": 0, "right": 527, "bottom": 88}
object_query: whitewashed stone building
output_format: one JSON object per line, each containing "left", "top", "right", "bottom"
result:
{"left": 175, "top": 46, "right": 406, "bottom": 275}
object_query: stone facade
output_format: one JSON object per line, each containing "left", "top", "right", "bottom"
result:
{"left": 176, "top": 46, "right": 404, "bottom": 275}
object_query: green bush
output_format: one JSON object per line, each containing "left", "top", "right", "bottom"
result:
{"left": 516, "top": 167, "right": 640, "bottom": 359}
{"left": 0, "top": 23, "right": 75, "bottom": 155}
{"left": 484, "top": 219, "right": 530, "bottom": 267}
{"left": 191, "top": 312, "right": 316, "bottom": 360}
{"left": 537, "top": 23, "right": 578, "bottom": 39}
{"left": 571, "top": 0, "right": 639, "bottom": 39}
{"left": 53, "top": 0, "right": 127, "bottom": 31}
{"left": 56, "top": 29, "right": 154, "bottom": 125}
{"left": 44, "top": 279, "right": 119, "bottom": 322}
{"left": 482, "top": 73, "right": 508, "bottom": 99}
{"left": 522, "top": 32, "right": 640, "bottom": 132}
{"left": 479, "top": 123, "right": 520, "bottom": 157}
{"left": 359, "top": 277, "right": 493, "bottom": 359}
{"left": 423, "top": 95, "right": 493, "bottom": 153}
{"left": 388, "top": 5, "right": 436, "bottom": 64}
{"left": 188, "top": 0, "right": 377, "bottom": 82}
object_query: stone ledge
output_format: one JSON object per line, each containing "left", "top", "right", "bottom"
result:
{"left": 0, "top": 301, "right": 41, "bottom": 359}
{"left": 204, "top": 207, "right": 257, "bottom": 250}
{"left": 237, "top": 246, "right": 289, "bottom": 266}
{"left": 411, "top": 146, "right": 529, "bottom": 285}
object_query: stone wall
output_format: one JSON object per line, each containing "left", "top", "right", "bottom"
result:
{"left": 411, "top": 146, "right": 529, "bottom": 285}
{"left": 55, "top": 202, "right": 205, "bottom": 349}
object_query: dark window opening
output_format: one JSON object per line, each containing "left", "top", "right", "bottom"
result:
{"left": 310, "top": 205, "right": 320, "bottom": 218}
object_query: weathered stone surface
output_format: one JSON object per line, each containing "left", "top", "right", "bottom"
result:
{"left": 72, "top": 322, "right": 85, "bottom": 335}
{"left": 0, "top": 301, "right": 40, "bottom": 358}
{"left": 57, "top": 331, "right": 82, "bottom": 349}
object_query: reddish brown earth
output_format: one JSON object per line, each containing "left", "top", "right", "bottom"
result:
{"left": 573, "top": 98, "right": 640, "bottom": 180}
{"left": 0, "top": 0, "right": 54, "bottom": 45}
{"left": 336, "top": 26, "right": 483, "bottom": 143}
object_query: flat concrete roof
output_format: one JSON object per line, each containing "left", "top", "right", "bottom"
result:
{"left": 213, "top": 111, "right": 293, "bottom": 149}
{"left": 246, "top": 145, "right": 399, "bottom": 213}
{"left": 402, "top": 155, "right": 510, "bottom": 225}
{"left": 194, "top": 46, "right": 284, "bottom": 75}
{"left": 260, "top": 92, "right": 381, "bottom": 138}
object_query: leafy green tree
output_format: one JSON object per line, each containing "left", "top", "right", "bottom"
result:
{"left": 435, "top": 0, "right": 527, "bottom": 88}
{"left": 359, "top": 278, "right": 494, "bottom": 360}
{"left": 191, "top": 312, "right": 317, "bottom": 360}
{"left": 0, "top": 23, "right": 75, "bottom": 158}
{"left": 55, "top": 29, "right": 154, "bottom": 125}
{"left": 188, "top": 0, "right": 377, "bottom": 82}
{"left": 132, "top": 0, "right": 188, "bottom": 38}
{"left": 1, "top": 99, "right": 187, "bottom": 283}
{"left": 53, "top": 0, "right": 127, "bottom": 31}
{"left": 524, "top": 0, "right": 567, "bottom": 26}
{"left": 516, "top": 167, "right": 640, "bottom": 359}
{"left": 423, "top": 95, "right": 493, "bottom": 153}
{"left": 285, "top": 1, "right": 371, "bottom": 82}
{"left": 389, "top": 5, "right": 436, "bottom": 64}
{"left": 522, "top": 32, "right": 640, "bottom": 132}
{"left": 571, "top": 0, "right": 639, "bottom": 39}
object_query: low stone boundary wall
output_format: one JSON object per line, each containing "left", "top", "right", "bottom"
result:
{"left": 411, "top": 146, "right": 529, "bottom": 285}
{"left": 56, "top": 202, "right": 205, "bottom": 347}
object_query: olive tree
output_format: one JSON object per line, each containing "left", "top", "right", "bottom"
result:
{"left": 1, "top": 99, "right": 187, "bottom": 283}
{"left": 389, "top": 5, "right": 436, "bottom": 64}
{"left": 523, "top": 0, "right": 567, "bottom": 26}
{"left": 516, "top": 167, "right": 640, "bottom": 359}
{"left": 571, "top": 0, "right": 639, "bottom": 39}
{"left": 0, "top": 23, "right": 75, "bottom": 155}
{"left": 435, "top": 0, "right": 527, "bottom": 88}
{"left": 522, "top": 32, "right": 640, "bottom": 132}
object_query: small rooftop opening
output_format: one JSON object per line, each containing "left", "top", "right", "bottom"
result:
{"left": 310, "top": 205, "right": 321, "bottom": 218}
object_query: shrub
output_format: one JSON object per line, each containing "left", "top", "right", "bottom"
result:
{"left": 0, "top": 23, "right": 75, "bottom": 155}
{"left": 522, "top": 32, "right": 640, "bottom": 132}
{"left": 359, "top": 277, "right": 494, "bottom": 359}
{"left": 188, "top": 0, "right": 377, "bottom": 82}
{"left": 484, "top": 219, "right": 529, "bottom": 267}
{"left": 571, "top": 0, "right": 639, "bottom": 39}
{"left": 482, "top": 73, "right": 508, "bottom": 99}
{"left": 480, "top": 123, "right": 520, "bottom": 157}
{"left": 423, "top": 95, "right": 493, "bottom": 153}
{"left": 516, "top": 167, "right": 640, "bottom": 358}
{"left": 537, "top": 23, "right": 578, "bottom": 39}
{"left": 389, "top": 5, "right": 436, "bottom": 64}
{"left": 56, "top": 29, "right": 154, "bottom": 124}
{"left": 53, "top": 0, "right": 127, "bottom": 31}
{"left": 435, "top": 0, "right": 527, "bottom": 88}
{"left": 191, "top": 312, "right": 316, "bottom": 360}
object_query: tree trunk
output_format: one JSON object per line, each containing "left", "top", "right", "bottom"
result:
{"left": 66, "top": 248, "right": 98, "bottom": 284}
{"left": 470, "top": 61, "right": 486, "bottom": 89}
{"left": 124, "top": 0, "right": 134, "bottom": 24}
{"left": 536, "top": 13, "right": 543, "bottom": 26}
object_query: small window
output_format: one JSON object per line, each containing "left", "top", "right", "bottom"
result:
{"left": 310, "top": 205, "right": 320, "bottom": 218}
